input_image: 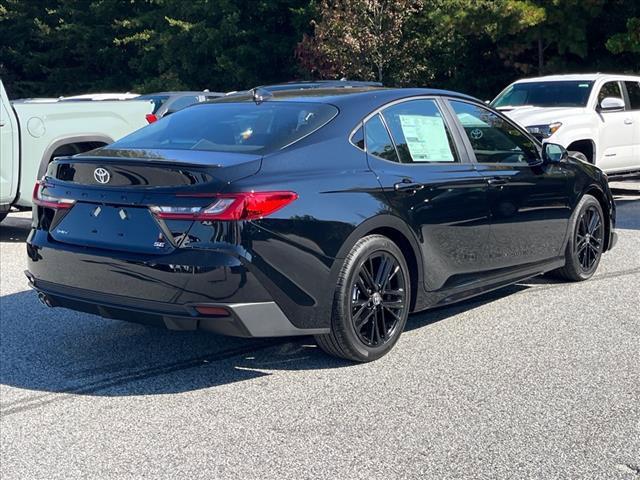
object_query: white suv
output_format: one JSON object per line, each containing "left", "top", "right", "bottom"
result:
{"left": 491, "top": 73, "right": 640, "bottom": 177}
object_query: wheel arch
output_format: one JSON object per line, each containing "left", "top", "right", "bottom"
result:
{"left": 566, "top": 138, "right": 596, "bottom": 164}
{"left": 334, "top": 214, "right": 423, "bottom": 311}
{"left": 582, "top": 184, "right": 612, "bottom": 251}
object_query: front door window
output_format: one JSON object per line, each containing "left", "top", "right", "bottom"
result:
{"left": 448, "top": 101, "right": 538, "bottom": 164}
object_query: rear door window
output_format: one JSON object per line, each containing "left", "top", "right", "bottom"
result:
{"left": 625, "top": 81, "right": 640, "bottom": 110}
{"left": 364, "top": 114, "right": 400, "bottom": 162}
{"left": 381, "top": 99, "right": 458, "bottom": 163}
{"left": 351, "top": 126, "right": 365, "bottom": 150}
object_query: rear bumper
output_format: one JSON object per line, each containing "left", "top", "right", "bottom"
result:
{"left": 25, "top": 229, "right": 329, "bottom": 337}
{"left": 26, "top": 274, "right": 328, "bottom": 337}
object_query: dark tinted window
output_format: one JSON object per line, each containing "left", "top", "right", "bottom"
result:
{"left": 365, "top": 114, "right": 399, "bottom": 162}
{"left": 112, "top": 102, "right": 338, "bottom": 154}
{"left": 625, "top": 81, "right": 640, "bottom": 110}
{"left": 598, "top": 81, "right": 623, "bottom": 103}
{"left": 352, "top": 126, "right": 365, "bottom": 150}
{"left": 492, "top": 81, "right": 593, "bottom": 108}
{"left": 136, "top": 95, "right": 170, "bottom": 114}
{"left": 381, "top": 99, "right": 458, "bottom": 163}
{"left": 167, "top": 95, "right": 200, "bottom": 113}
{"left": 449, "top": 101, "right": 538, "bottom": 164}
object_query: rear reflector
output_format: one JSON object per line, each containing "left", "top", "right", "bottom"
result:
{"left": 145, "top": 113, "right": 158, "bottom": 123}
{"left": 32, "top": 180, "right": 76, "bottom": 209}
{"left": 195, "top": 306, "right": 230, "bottom": 317}
{"left": 150, "top": 191, "right": 298, "bottom": 221}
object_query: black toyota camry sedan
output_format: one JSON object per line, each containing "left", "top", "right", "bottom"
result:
{"left": 26, "top": 87, "right": 617, "bottom": 362}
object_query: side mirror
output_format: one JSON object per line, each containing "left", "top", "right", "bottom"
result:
{"left": 542, "top": 143, "right": 568, "bottom": 163}
{"left": 598, "top": 97, "right": 625, "bottom": 112}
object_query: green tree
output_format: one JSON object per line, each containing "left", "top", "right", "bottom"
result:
{"left": 296, "top": 0, "right": 423, "bottom": 82}
{"left": 1, "top": 0, "right": 638, "bottom": 100}
{"left": 114, "top": 0, "right": 314, "bottom": 92}
{"left": 607, "top": 18, "right": 640, "bottom": 54}
{"left": 0, "top": 0, "right": 313, "bottom": 97}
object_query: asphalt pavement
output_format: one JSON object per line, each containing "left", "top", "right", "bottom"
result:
{"left": 1, "top": 186, "right": 639, "bottom": 479}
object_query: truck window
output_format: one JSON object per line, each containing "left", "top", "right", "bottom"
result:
{"left": 598, "top": 82, "right": 623, "bottom": 103}
{"left": 625, "top": 81, "right": 640, "bottom": 110}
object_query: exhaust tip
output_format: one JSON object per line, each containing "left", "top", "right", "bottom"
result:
{"left": 24, "top": 270, "right": 35, "bottom": 285}
{"left": 37, "top": 292, "right": 54, "bottom": 308}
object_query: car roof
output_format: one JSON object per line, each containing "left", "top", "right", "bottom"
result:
{"left": 137, "top": 91, "right": 225, "bottom": 98}
{"left": 225, "top": 80, "right": 385, "bottom": 96}
{"left": 260, "top": 80, "right": 384, "bottom": 91}
{"left": 214, "top": 87, "right": 479, "bottom": 106}
{"left": 514, "top": 73, "right": 640, "bottom": 83}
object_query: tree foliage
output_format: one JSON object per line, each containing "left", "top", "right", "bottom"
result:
{"left": 297, "top": 0, "right": 639, "bottom": 98}
{"left": 0, "top": 0, "right": 638, "bottom": 100}
{"left": 296, "top": 0, "right": 423, "bottom": 82}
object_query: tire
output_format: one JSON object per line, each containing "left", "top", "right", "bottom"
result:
{"left": 568, "top": 151, "right": 589, "bottom": 163}
{"left": 552, "top": 194, "right": 605, "bottom": 281}
{"left": 315, "top": 235, "right": 411, "bottom": 362}
{"left": 0, "top": 212, "right": 8, "bottom": 224}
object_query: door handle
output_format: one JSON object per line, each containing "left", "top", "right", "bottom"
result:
{"left": 394, "top": 179, "right": 424, "bottom": 192}
{"left": 624, "top": 118, "right": 633, "bottom": 125}
{"left": 486, "top": 177, "right": 508, "bottom": 187}
{"left": 0, "top": 122, "right": 5, "bottom": 127}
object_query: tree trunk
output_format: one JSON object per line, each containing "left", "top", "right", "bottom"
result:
{"left": 538, "top": 31, "right": 544, "bottom": 74}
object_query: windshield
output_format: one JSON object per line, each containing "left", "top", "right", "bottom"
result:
{"left": 112, "top": 101, "right": 338, "bottom": 154}
{"left": 135, "top": 94, "right": 171, "bottom": 114}
{"left": 491, "top": 81, "right": 594, "bottom": 108}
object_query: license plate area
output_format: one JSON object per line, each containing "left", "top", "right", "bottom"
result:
{"left": 51, "top": 203, "right": 174, "bottom": 254}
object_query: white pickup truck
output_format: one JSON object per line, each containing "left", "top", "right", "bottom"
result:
{"left": 0, "top": 80, "right": 153, "bottom": 222}
{"left": 491, "top": 73, "right": 640, "bottom": 178}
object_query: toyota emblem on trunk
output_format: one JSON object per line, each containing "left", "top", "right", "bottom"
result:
{"left": 94, "top": 167, "right": 111, "bottom": 184}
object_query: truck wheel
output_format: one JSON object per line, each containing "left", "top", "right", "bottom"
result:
{"left": 568, "top": 151, "right": 589, "bottom": 163}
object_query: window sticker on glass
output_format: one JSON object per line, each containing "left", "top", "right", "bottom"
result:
{"left": 398, "top": 115, "right": 455, "bottom": 162}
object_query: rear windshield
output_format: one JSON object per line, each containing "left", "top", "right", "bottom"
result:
{"left": 112, "top": 102, "right": 338, "bottom": 154}
{"left": 491, "top": 81, "right": 594, "bottom": 108}
{"left": 136, "top": 95, "right": 171, "bottom": 114}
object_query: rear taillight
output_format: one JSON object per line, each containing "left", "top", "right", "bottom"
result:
{"left": 150, "top": 191, "right": 297, "bottom": 221}
{"left": 146, "top": 113, "right": 158, "bottom": 123}
{"left": 32, "top": 180, "right": 76, "bottom": 209}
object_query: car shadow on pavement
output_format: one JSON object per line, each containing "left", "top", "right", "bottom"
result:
{"left": 405, "top": 283, "right": 530, "bottom": 333}
{"left": 0, "top": 214, "right": 31, "bottom": 242}
{"left": 0, "top": 282, "right": 535, "bottom": 401}
{"left": 0, "top": 290, "right": 349, "bottom": 404}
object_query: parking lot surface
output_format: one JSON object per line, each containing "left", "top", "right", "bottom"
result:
{"left": 1, "top": 186, "right": 639, "bottom": 480}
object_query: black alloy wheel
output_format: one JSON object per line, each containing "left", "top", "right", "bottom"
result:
{"left": 350, "top": 252, "right": 406, "bottom": 347}
{"left": 315, "top": 235, "right": 410, "bottom": 362}
{"left": 575, "top": 205, "right": 603, "bottom": 274}
{"left": 552, "top": 194, "right": 605, "bottom": 281}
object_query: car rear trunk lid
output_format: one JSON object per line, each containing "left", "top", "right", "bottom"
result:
{"left": 41, "top": 148, "right": 261, "bottom": 253}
